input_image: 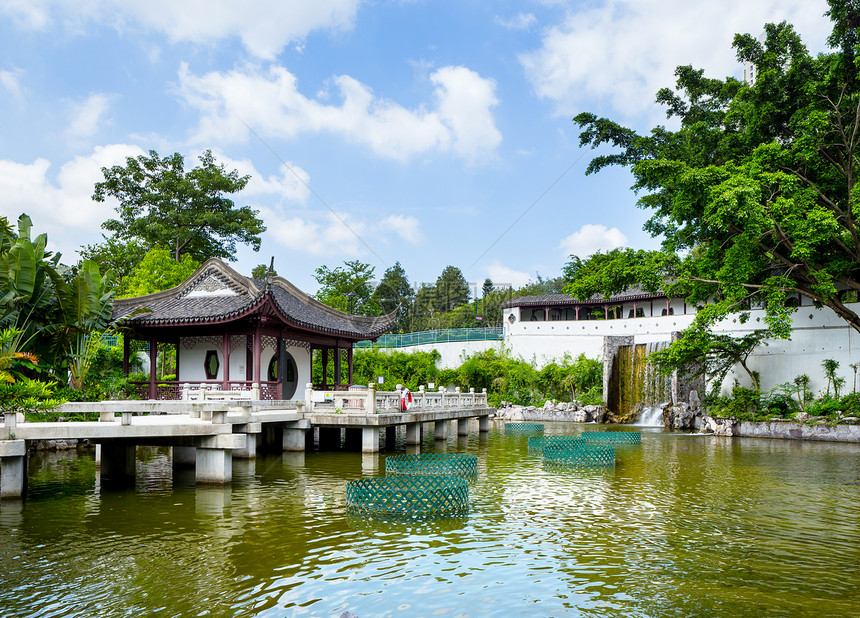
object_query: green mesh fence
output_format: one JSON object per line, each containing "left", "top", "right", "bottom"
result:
{"left": 581, "top": 431, "right": 642, "bottom": 445}
{"left": 527, "top": 435, "right": 586, "bottom": 452}
{"left": 385, "top": 453, "right": 478, "bottom": 478}
{"left": 346, "top": 475, "right": 470, "bottom": 518}
{"left": 354, "top": 327, "right": 503, "bottom": 349}
{"left": 542, "top": 443, "right": 616, "bottom": 468}
{"left": 504, "top": 423, "right": 545, "bottom": 435}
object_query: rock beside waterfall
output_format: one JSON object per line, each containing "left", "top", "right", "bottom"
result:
{"left": 663, "top": 402, "right": 704, "bottom": 430}
{"left": 698, "top": 415, "right": 736, "bottom": 436}
{"left": 494, "top": 401, "right": 605, "bottom": 423}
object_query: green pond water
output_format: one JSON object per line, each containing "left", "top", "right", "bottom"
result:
{"left": 2, "top": 424, "right": 860, "bottom": 617}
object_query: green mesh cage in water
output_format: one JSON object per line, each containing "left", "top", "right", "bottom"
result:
{"left": 542, "top": 443, "right": 616, "bottom": 468}
{"left": 527, "top": 435, "right": 585, "bottom": 452}
{"left": 504, "top": 423, "right": 545, "bottom": 435}
{"left": 385, "top": 453, "right": 478, "bottom": 478}
{"left": 346, "top": 475, "right": 470, "bottom": 518}
{"left": 581, "top": 431, "right": 642, "bottom": 445}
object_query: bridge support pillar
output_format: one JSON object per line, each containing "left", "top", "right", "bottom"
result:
{"left": 406, "top": 422, "right": 422, "bottom": 445}
{"left": 478, "top": 415, "right": 490, "bottom": 432}
{"left": 196, "top": 448, "right": 232, "bottom": 484}
{"left": 283, "top": 427, "right": 307, "bottom": 452}
{"left": 233, "top": 423, "right": 261, "bottom": 459}
{"left": 99, "top": 442, "right": 136, "bottom": 487}
{"left": 457, "top": 418, "right": 469, "bottom": 436}
{"left": 385, "top": 426, "right": 396, "bottom": 449}
{"left": 362, "top": 427, "right": 380, "bottom": 453}
{"left": 0, "top": 440, "right": 27, "bottom": 499}
{"left": 434, "top": 420, "right": 447, "bottom": 441}
{"left": 234, "top": 437, "right": 257, "bottom": 459}
{"left": 173, "top": 446, "right": 196, "bottom": 467}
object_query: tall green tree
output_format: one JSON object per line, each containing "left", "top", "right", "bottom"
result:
{"left": 372, "top": 261, "right": 414, "bottom": 331}
{"left": 434, "top": 265, "right": 470, "bottom": 312}
{"left": 574, "top": 4, "right": 860, "bottom": 339}
{"left": 92, "top": 149, "right": 265, "bottom": 264}
{"left": 314, "top": 260, "right": 380, "bottom": 315}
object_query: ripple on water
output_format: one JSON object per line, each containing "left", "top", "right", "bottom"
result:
{"left": 3, "top": 427, "right": 860, "bottom": 616}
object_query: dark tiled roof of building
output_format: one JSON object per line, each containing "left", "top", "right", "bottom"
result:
{"left": 112, "top": 258, "right": 395, "bottom": 340}
{"left": 500, "top": 287, "right": 666, "bottom": 309}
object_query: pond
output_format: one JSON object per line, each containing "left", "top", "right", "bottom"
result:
{"left": 1, "top": 424, "right": 859, "bottom": 617}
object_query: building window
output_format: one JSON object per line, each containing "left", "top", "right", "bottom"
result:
{"left": 204, "top": 350, "right": 220, "bottom": 380}
{"left": 508, "top": 313, "right": 516, "bottom": 324}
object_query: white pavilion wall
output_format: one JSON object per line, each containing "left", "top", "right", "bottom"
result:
{"left": 177, "top": 335, "right": 310, "bottom": 388}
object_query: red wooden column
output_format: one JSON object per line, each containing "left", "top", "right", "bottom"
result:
{"left": 221, "top": 332, "right": 231, "bottom": 390}
{"left": 148, "top": 339, "right": 158, "bottom": 400}
{"left": 334, "top": 348, "right": 342, "bottom": 387}
{"left": 276, "top": 336, "right": 283, "bottom": 399}
{"left": 347, "top": 346, "right": 354, "bottom": 385}
{"left": 322, "top": 349, "right": 329, "bottom": 387}
{"left": 253, "top": 326, "right": 262, "bottom": 385}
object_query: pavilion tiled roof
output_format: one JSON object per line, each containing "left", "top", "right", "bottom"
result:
{"left": 112, "top": 258, "right": 395, "bottom": 340}
{"left": 500, "top": 287, "right": 666, "bottom": 309}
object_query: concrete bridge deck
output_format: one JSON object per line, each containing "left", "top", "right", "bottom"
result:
{"left": 0, "top": 385, "right": 494, "bottom": 498}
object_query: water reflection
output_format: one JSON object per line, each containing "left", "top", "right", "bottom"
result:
{"left": 1, "top": 424, "right": 860, "bottom": 616}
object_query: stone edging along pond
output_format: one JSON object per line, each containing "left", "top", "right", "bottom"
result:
{"left": 697, "top": 416, "right": 860, "bottom": 443}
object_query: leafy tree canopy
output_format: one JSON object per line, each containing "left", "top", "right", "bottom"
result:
{"left": 119, "top": 248, "right": 200, "bottom": 298}
{"left": 574, "top": 3, "right": 860, "bottom": 338}
{"left": 92, "top": 149, "right": 265, "bottom": 264}
{"left": 251, "top": 263, "right": 277, "bottom": 280}
{"left": 563, "top": 248, "right": 673, "bottom": 300}
{"left": 314, "top": 259, "right": 380, "bottom": 316}
{"left": 79, "top": 236, "right": 147, "bottom": 285}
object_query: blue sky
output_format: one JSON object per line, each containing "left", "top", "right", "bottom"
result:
{"left": 0, "top": 0, "right": 832, "bottom": 296}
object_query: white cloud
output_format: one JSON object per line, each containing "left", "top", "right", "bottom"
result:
{"left": 1, "top": 0, "right": 359, "bottom": 59}
{"left": 520, "top": 0, "right": 831, "bottom": 118}
{"left": 431, "top": 66, "right": 502, "bottom": 161}
{"left": 0, "top": 144, "right": 146, "bottom": 259}
{"left": 262, "top": 211, "right": 368, "bottom": 257}
{"left": 175, "top": 63, "right": 502, "bottom": 162}
{"left": 205, "top": 149, "right": 311, "bottom": 203}
{"left": 495, "top": 13, "right": 536, "bottom": 30}
{"left": 1, "top": 0, "right": 50, "bottom": 29}
{"left": 379, "top": 214, "right": 423, "bottom": 244}
{"left": 0, "top": 68, "right": 25, "bottom": 99}
{"left": 559, "top": 223, "right": 627, "bottom": 257}
{"left": 487, "top": 260, "right": 531, "bottom": 288}
{"left": 65, "top": 93, "right": 112, "bottom": 141}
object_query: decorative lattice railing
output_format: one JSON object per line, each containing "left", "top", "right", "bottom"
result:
{"left": 581, "top": 431, "right": 642, "bottom": 445}
{"left": 346, "top": 476, "right": 470, "bottom": 518}
{"left": 504, "top": 423, "right": 545, "bottom": 435}
{"left": 527, "top": 435, "right": 585, "bottom": 452}
{"left": 542, "top": 444, "right": 616, "bottom": 468}
{"left": 385, "top": 453, "right": 478, "bottom": 478}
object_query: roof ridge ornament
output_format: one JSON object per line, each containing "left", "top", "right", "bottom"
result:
{"left": 265, "top": 256, "right": 275, "bottom": 289}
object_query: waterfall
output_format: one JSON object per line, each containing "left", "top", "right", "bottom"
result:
{"left": 634, "top": 406, "right": 665, "bottom": 427}
{"left": 609, "top": 341, "right": 672, "bottom": 424}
